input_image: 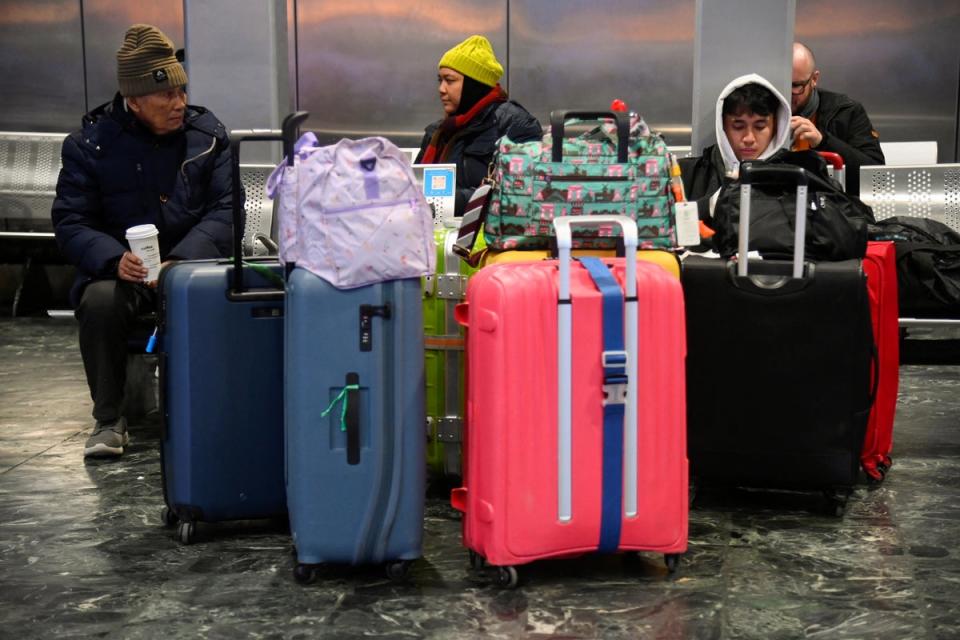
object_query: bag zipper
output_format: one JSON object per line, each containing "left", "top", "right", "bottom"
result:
{"left": 180, "top": 135, "right": 218, "bottom": 189}
{"left": 322, "top": 197, "right": 417, "bottom": 215}
{"left": 546, "top": 175, "right": 631, "bottom": 182}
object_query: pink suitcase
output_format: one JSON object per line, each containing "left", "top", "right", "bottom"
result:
{"left": 451, "top": 215, "right": 688, "bottom": 588}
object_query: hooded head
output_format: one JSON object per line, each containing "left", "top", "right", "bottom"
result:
{"left": 714, "top": 74, "right": 791, "bottom": 174}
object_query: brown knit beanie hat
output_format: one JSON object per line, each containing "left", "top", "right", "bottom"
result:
{"left": 117, "top": 24, "right": 188, "bottom": 97}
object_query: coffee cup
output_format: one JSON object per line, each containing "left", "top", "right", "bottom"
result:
{"left": 125, "top": 224, "right": 162, "bottom": 282}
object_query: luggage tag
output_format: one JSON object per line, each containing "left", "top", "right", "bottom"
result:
{"left": 452, "top": 181, "right": 492, "bottom": 267}
{"left": 674, "top": 201, "right": 700, "bottom": 247}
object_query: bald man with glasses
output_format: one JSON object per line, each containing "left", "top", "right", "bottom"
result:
{"left": 790, "top": 42, "right": 885, "bottom": 196}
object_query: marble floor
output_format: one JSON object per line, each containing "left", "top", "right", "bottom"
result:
{"left": 1, "top": 316, "right": 958, "bottom": 639}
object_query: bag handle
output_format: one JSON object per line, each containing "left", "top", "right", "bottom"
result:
{"left": 314, "top": 137, "right": 410, "bottom": 203}
{"left": 553, "top": 215, "right": 638, "bottom": 522}
{"left": 549, "top": 110, "right": 630, "bottom": 164}
{"left": 738, "top": 162, "right": 808, "bottom": 279}
{"left": 319, "top": 373, "right": 361, "bottom": 465}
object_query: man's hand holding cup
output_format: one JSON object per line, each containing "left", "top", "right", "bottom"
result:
{"left": 124, "top": 223, "right": 163, "bottom": 286}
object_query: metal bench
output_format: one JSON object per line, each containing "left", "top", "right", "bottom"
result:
{"left": 0, "top": 132, "right": 62, "bottom": 238}
{"left": 0, "top": 130, "right": 278, "bottom": 314}
{"left": 860, "top": 163, "right": 960, "bottom": 328}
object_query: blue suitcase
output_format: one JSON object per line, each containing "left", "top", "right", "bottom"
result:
{"left": 159, "top": 260, "right": 286, "bottom": 543}
{"left": 158, "top": 114, "right": 307, "bottom": 544}
{"left": 285, "top": 267, "right": 426, "bottom": 583}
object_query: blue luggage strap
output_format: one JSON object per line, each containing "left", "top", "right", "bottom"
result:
{"left": 579, "top": 257, "right": 626, "bottom": 554}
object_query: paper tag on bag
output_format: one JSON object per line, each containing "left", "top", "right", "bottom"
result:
{"left": 674, "top": 201, "right": 700, "bottom": 247}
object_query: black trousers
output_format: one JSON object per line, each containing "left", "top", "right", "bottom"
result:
{"left": 74, "top": 280, "right": 156, "bottom": 423}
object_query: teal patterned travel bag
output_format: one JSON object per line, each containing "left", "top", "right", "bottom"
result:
{"left": 484, "top": 110, "right": 677, "bottom": 250}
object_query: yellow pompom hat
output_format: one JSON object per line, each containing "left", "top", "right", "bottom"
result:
{"left": 438, "top": 35, "right": 504, "bottom": 87}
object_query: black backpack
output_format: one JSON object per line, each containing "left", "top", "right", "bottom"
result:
{"left": 871, "top": 216, "right": 960, "bottom": 316}
{"left": 711, "top": 150, "right": 874, "bottom": 261}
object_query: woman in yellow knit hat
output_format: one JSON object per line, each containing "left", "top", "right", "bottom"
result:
{"left": 415, "top": 35, "right": 541, "bottom": 216}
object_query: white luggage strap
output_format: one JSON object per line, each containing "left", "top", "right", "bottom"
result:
{"left": 553, "top": 215, "right": 639, "bottom": 523}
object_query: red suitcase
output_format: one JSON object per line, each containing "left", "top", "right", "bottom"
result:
{"left": 862, "top": 241, "right": 899, "bottom": 483}
{"left": 818, "top": 152, "right": 895, "bottom": 481}
{"left": 451, "top": 215, "right": 688, "bottom": 587}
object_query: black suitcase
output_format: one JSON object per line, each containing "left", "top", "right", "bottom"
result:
{"left": 682, "top": 163, "right": 874, "bottom": 515}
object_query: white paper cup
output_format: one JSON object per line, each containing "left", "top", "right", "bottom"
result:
{"left": 125, "top": 224, "right": 161, "bottom": 281}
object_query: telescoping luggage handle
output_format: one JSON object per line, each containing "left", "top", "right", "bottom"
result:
{"left": 817, "top": 151, "right": 844, "bottom": 171}
{"left": 227, "top": 111, "right": 309, "bottom": 301}
{"left": 554, "top": 215, "right": 638, "bottom": 524}
{"left": 817, "top": 151, "right": 846, "bottom": 191}
{"left": 549, "top": 110, "right": 630, "bottom": 164}
{"left": 737, "top": 162, "right": 808, "bottom": 279}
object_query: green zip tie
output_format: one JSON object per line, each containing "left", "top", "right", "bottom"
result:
{"left": 242, "top": 261, "right": 286, "bottom": 288}
{"left": 320, "top": 384, "right": 360, "bottom": 431}
{"left": 229, "top": 257, "right": 286, "bottom": 289}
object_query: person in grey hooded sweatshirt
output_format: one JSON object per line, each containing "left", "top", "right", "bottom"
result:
{"left": 679, "top": 73, "right": 792, "bottom": 223}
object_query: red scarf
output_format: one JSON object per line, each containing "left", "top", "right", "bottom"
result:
{"left": 421, "top": 84, "right": 507, "bottom": 163}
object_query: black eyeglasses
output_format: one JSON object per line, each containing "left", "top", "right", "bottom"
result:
{"left": 791, "top": 72, "right": 816, "bottom": 94}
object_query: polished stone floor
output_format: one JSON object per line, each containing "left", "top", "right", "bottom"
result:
{"left": 1, "top": 316, "right": 958, "bottom": 639}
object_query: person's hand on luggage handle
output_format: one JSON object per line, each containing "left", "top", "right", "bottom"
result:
{"left": 790, "top": 115, "right": 823, "bottom": 149}
{"left": 117, "top": 251, "right": 171, "bottom": 288}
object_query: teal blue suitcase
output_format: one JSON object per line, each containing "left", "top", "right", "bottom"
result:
{"left": 284, "top": 267, "right": 426, "bottom": 583}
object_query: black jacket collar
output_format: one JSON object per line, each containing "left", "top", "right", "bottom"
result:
{"left": 81, "top": 92, "right": 224, "bottom": 149}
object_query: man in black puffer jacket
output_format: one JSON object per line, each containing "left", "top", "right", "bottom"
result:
{"left": 416, "top": 35, "right": 542, "bottom": 216}
{"left": 52, "top": 24, "right": 233, "bottom": 458}
{"left": 790, "top": 42, "right": 885, "bottom": 196}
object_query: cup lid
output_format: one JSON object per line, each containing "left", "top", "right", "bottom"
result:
{"left": 125, "top": 224, "right": 158, "bottom": 240}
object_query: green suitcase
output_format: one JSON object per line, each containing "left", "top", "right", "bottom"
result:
{"left": 423, "top": 225, "right": 477, "bottom": 480}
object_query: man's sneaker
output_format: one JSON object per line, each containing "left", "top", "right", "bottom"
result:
{"left": 84, "top": 417, "right": 129, "bottom": 458}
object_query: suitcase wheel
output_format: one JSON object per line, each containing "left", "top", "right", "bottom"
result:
{"left": 877, "top": 457, "right": 892, "bottom": 477}
{"left": 823, "top": 489, "right": 851, "bottom": 517}
{"left": 664, "top": 554, "right": 681, "bottom": 574}
{"left": 493, "top": 565, "right": 519, "bottom": 589}
{"left": 293, "top": 563, "right": 318, "bottom": 585}
{"left": 468, "top": 549, "right": 486, "bottom": 570}
{"left": 385, "top": 560, "right": 413, "bottom": 582}
{"left": 177, "top": 520, "right": 196, "bottom": 545}
{"left": 160, "top": 506, "right": 178, "bottom": 528}
{"left": 866, "top": 468, "right": 885, "bottom": 487}
{"left": 866, "top": 457, "right": 893, "bottom": 487}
